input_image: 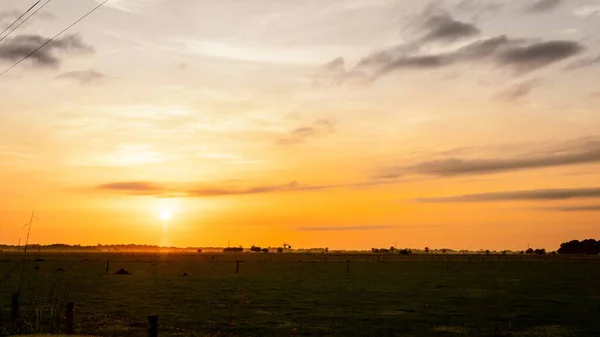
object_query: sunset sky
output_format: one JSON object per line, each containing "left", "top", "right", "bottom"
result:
{"left": 1, "top": 0, "right": 599, "bottom": 251}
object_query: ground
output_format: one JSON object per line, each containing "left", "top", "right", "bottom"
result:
{"left": 1, "top": 252, "right": 600, "bottom": 336}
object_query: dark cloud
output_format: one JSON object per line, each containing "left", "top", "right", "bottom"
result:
{"left": 357, "top": 36, "right": 582, "bottom": 79}
{"left": 526, "top": 0, "right": 563, "bottom": 13}
{"left": 0, "top": 34, "right": 93, "bottom": 68}
{"left": 497, "top": 41, "right": 583, "bottom": 72}
{"left": 547, "top": 205, "right": 600, "bottom": 212}
{"left": 277, "top": 119, "right": 336, "bottom": 146}
{"left": 56, "top": 69, "right": 105, "bottom": 85}
{"left": 566, "top": 55, "right": 600, "bottom": 70}
{"left": 377, "top": 137, "right": 600, "bottom": 178}
{"left": 419, "top": 14, "right": 480, "bottom": 43}
{"left": 417, "top": 187, "right": 600, "bottom": 203}
{"left": 495, "top": 78, "right": 541, "bottom": 101}
{"left": 296, "top": 225, "right": 395, "bottom": 232}
{"left": 326, "top": 7, "right": 584, "bottom": 83}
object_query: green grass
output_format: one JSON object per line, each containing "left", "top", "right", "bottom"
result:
{"left": 1, "top": 253, "right": 600, "bottom": 336}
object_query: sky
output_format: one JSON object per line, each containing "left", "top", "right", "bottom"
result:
{"left": 0, "top": 0, "right": 599, "bottom": 251}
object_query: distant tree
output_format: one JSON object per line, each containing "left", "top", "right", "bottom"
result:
{"left": 534, "top": 248, "right": 546, "bottom": 255}
{"left": 250, "top": 245, "right": 262, "bottom": 252}
{"left": 324, "top": 247, "right": 329, "bottom": 253}
{"left": 390, "top": 246, "right": 395, "bottom": 253}
{"left": 441, "top": 249, "right": 448, "bottom": 254}
{"left": 261, "top": 248, "right": 269, "bottom": 253}
{"left": 277, "top": 247, "right": 283, "bottom": 253}
{"left": 424, "top": 247, "right": 430, "bottom": 254}
{"left": 502, "top": 250, "right": 507, "bottom": 255}
{"left": 399, "top": 249, "right": 412, "bottom": 255}
{"left": 526, "top": 248, "right": 534, "bottom": 255}
{"left": 558, "top": 239, "right": 600, "bottom": 255}
{"left": 485, "top": 250, "right": 491, "bottom": 255}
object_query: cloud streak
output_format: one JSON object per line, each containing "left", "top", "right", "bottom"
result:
{"left": 277, "top": 119, "right": 336, "bottom": 146}
{"left": 547, "top": 205, "right": 600, "bottom": 212}
{"left": 526, "top": 0, "right": 563, "bottom": 14}
{"left": 296, "top": 225, "right": 395, "bottom": 232}
{"left": 56, "top": 69, "right": 106, "bottom": 85}
{"left": 495, "top": 79, "right": 541, "bottom": 101}
{"left": 417, "top": 187, "right": 600, "bottom": 203}
{"left": 0, "top": 34, "right": 93, "bottom": 68}
{"left": 378, "top": 137, "right": 600, "bottom": 178}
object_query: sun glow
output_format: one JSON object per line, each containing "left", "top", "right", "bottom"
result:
{"left": 159, "top": 210, "right": 172, "bottom": 221}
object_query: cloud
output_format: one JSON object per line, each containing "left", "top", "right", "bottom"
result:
{"left": 296, "top": 225, "right": 395, "bottom": 232}
{"left": 418, "top": 13, "right": 481, "bottom": 43}
{"left": 526, "top": 0, "right": 563, "bottom": 13}
{"left": 277, "top": 119, "right": 336, "bottom": 146}
{"left": 547, "top": 205, "right": 600, "bottom": 212}
{"left": 497, "top": 41, "right": 583, "bottom": 72}
{"left": 94, "top": 178, "right": 403, "bottom": 198}
{"left": 97, "top": 181, "right": 166, "bottom": 195}
{"left": 566, "top": 55, "right": 600, "bottom": 70}
{"left": 495, "top": 78, "right": 541, "bottom": 101}
{"left": 328, "top": 8, "right": 585, "bottom": 83}
{"left": 573, "top": 6, "right": 600, "bottom": 18}
{"left": 56, "top": 69, "right": 106, "bottom": 85}
{"left": 377, "top": 136, "right": 600, "bottom": 178}
{"left": 358, "top": 35, "right": 583, "bottom": 79}
{"left": 417, "top": 187, "right": 600, "bottom": 203}
{"left": 0, "top": 34, "right": 93, "bottom": 68}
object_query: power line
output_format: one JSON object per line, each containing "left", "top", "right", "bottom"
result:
{"left": 0, "top": 0, "right": 42, "bottom": 39}
{"left": 0, "top": 0, "right": 108, "bottom": 79}
{"left": 0, "top": 0, "right": 52, "bottom": 44}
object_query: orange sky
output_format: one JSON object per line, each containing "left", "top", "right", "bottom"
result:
{"left": 1, "top": 0, "right": 599, "bottom": 251}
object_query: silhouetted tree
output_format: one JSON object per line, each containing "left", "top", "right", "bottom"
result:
{"left": 526, "top": 248, "right": 534, "bottom": 255}
{"left": 261, "top": 248, "right": 269, "bottom": 253}
{"left": 534, "top": 248, "right": 546, "bottom": 255}
{"left": 277, "top": 247, "right": 283, "bottom": 253}
{"left": 399, "top": 249, "right": 412, "bottom": 255}
{"left": 424, "top": 247, "right": 429, "bottom": 254}
{"left": 558, "top": 239, "right": 600, "bottom": 255}
{"left": 324, "top": 247, "right": 329, "bottom": 253}
{"left": 485, "top": 250, "right": 491, "bottom": 255}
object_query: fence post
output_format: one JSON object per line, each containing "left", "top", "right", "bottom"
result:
{"left": 148, "top": 315, "right": 158, "bottom": 337}
{"left": 66, "top": 302, "right": 74, "bottom": 334}
{"left": 235, "top": 260, "right": 239, "bottom": 273}
{"left": 11, "top": 293, "right": 19, "bottom": 322}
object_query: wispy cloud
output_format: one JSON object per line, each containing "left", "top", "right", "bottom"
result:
{"left": 0, "top": 34, "right": 93, "bottom": 68}
{"left": 377, "top": 137, "right": 600, "bottom": 178}
{"left": 547, "top": 205, "right": 600, "bottom": 212}
{"left": 56, "top": 69, "right": 106, "bottom": 85}
{"left": 573, "top": 6, "right": 600, "bottom": 18}
{"left": 296, "top": 225, "right": 396, "bottom": 232}
{"left": 495, "top": 78, "right": 541, "bottom": 101}
{"left": 526, "top": 0, "right": 563, "bottom": 14}
{"left": 566, "top": 55, "right": 600, "bottom": 70}
{"left": 417, "top": 187, "right": 600, "bottom": 203}
{"left": 94, "top": 177, "right": 403, "bottom": 198}
{"left": 277, "top": 119, "right": 336, "bottom": 146}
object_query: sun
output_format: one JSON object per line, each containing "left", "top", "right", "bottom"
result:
{"left": 159, "top": 210, "right": 172, "bottom": 221}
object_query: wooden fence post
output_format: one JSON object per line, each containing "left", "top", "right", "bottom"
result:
{"left": 66, "top": 302, "right": 74, "bottom": 334}
{"left": 235, "top": 260, "right": 239, "bottom": 273}
{"left": 11, "top": 293, "right": 19, "bottom": 322}
{"left": 148, "top": 315, "right": 158, "bottom": 337}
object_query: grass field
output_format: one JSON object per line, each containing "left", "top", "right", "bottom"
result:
{"left": 1, "top": 252, "right": 600, "bottom": 336}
